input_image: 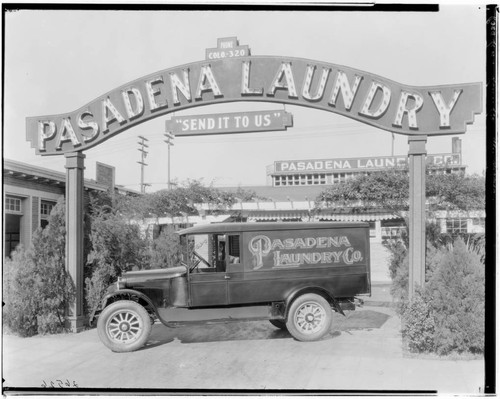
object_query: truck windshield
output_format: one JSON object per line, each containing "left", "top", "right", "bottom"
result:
{"left": 185, "top": 233, "right": 228, "bottom": 272}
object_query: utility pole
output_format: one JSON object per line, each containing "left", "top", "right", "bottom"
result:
{"left": 137, "top": 135, "right": 149, "bottom": 193}
{"left": 164, "top": 132, "right": 175, "bottom": 189}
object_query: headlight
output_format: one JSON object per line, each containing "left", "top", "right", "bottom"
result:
{"left": 117, "top": 277, "right": 126, "bottom": 289}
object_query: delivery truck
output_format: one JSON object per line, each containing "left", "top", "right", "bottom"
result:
{"left": 91, "top": 222, "right": 371, "bottom": 352}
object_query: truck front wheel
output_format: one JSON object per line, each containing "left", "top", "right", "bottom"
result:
{"left": 286, "top": 293, "right": 333, "bottom": 341}
{"left": 97, "top": 300, "right": 152, "bottom": 352}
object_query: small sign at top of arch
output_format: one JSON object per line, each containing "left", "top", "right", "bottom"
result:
{"left": 206, "top": 37, "right": 251, "bottom": 60}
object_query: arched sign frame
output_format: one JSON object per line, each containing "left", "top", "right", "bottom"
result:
{"left": 26, "top": 38, "right": 482, "bottom": 332}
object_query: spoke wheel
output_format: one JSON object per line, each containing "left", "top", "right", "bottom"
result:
{"left": 286, "top": 294, "right": 332, "bottom": 342}
{"left": 107, "top": 310, "right": 143, "bottom": 342}
{"left": 97, "top": 300, "right": 152, "bottom": 352}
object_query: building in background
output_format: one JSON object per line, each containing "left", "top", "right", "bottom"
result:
{"left": 195, "top": 137, "right": 483, "bottom": 236}
{"left": 4, "top": 136, "right": 484, "bottom": 281}
{"left": 189, "top": 137, "right": 483, "bottom": 282}
{"left": 3, "top": 159, "right": 138, "bottom": 259}
{"left": 266, "top": 137, "right": 465, "bottom": 187}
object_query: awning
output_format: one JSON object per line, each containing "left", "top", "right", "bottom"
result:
{"left": 246, "top": 210, "right": 309, "bottom": 222}
{"left": 317, "top": 213, "right": 401, "bottom": 222}
{"left": 245, "top": 210, "right": 401, "bottom": 222}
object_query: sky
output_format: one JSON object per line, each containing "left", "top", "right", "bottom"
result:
{"left": 4, "top": 5, "right": 487, "bottom": 192}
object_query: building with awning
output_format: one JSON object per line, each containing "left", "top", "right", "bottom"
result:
{"left": 3, "top": 159, "right": 139, "bottom": 259}
{"left": 189, "top": 137, "right": 483, "bottom": 242}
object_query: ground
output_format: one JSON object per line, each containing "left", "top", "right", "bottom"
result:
{"left": 3, "top": 304, "right": 484, "bottom": 393}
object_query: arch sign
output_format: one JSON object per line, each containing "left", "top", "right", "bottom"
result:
{"left": 27, "top": 37, "right": 481, "bottom": 155}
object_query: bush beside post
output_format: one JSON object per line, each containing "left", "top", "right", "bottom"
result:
{"left": 3, "top": 199, "right": 75, "bottom": 336}
{"left": 387, "top": 234, "right": 485, "bottom": 355}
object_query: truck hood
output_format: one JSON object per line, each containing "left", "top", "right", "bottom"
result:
{"left": 120, "top": 266, "right": 187, "bottom": 286}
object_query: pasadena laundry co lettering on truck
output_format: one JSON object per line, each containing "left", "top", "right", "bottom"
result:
{"left": 248, "top": 234, "right": 363, "bottom": 269}
{"left": 91, "top": 222, "right": 371, "bottom": 352}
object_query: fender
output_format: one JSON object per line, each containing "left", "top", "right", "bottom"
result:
{"left": 284, "top": 285, "right": 345, "bottom": 318}
{"left": 89, "top": 288, "right": 159, "bottom": 326}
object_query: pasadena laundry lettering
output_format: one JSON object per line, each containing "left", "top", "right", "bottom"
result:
{"left": 27, "top": 55, "right": 483, "bottom": 155}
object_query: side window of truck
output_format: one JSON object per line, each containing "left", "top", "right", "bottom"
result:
{"left": 227, "top": 235, "right": 240, "bottom": 264}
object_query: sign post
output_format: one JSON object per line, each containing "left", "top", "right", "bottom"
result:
{"left": 408, "top": 136, "right": 427, "bottom": 299}
{"left": 64, "top": 152, "right": 86, "bottom": 332}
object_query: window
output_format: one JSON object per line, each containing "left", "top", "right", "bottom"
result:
{"left": 446, "top": 218, "right": 468, "bottom": 235}
{"left": 41, "top": 201, "right": 55, "bottom": 217}
{"left": 5, "top": 232, "right": 20, "bottom": 257}
{"left": 40, "top": 200, "right": 57, "bottom": 228}
{"left": 381, "top": 226, "right": 405, "bottom": 239}
{"left": 333, "top": 173, "right": 346, "bottom": 184}
{"left": 381, "top": 220, "right": 406, "bottom": 239}
{"left": 472, "top": 218, "right": 485, "bottom": 228}
{"left": 369, "top": 222, "right": 376, "bottom": 237}
{"left": 5, "top": 196, "right": 22, "bottom": 213}
{"left": 305, "top": 174, "right": 327, "bottom": 185}
{"left": 227, "top": 235, "right": 241, "bottom": 264}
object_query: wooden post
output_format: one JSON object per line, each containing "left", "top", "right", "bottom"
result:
{"left": 65, "top": 152, "right": 86, "bottom": 332}
{"left": 408, "top": 135, "right": 427, "bottom": 300}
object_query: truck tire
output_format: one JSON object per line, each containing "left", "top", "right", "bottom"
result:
{"left": 269, "top": 319, "right": 288, "bottom": 330}
{"left": 286, "top": 293, "right": 333, "bottom": 342}
{"left": 97, "top": 300, "right": 152, "bottom": 352}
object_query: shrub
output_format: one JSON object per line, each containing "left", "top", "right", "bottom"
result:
{"left": 425, "top": 239, "right": 484, "bottom": 355}
{"left": 399, "top": 238, "right": 485, "bottom": 355}
{"left": 3, "top": 198, "right": 74, "bottom": 336}
{"left": 149, "top": 226, "right": 183, "bottom": 269}
{"left": 400, "top": 290, "right": 436, "bottom": 353}
{"left": 383, "top": 238, "right": 407, "bottom": 281}
{"left": 390, "top": 252, "right": 409, "bottom": 307}
{"left": 85, "top": 193, "right": 149, "bottom": 313}
{"left": 3, "top": 246, "right": 39, "bottom": 336}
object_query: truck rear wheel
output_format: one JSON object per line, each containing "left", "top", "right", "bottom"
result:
{"left": 286, "top": 293, "right": 332, "bottom": 341}
{"left": 97, "top": 300, "right": 152, "bottom": 352}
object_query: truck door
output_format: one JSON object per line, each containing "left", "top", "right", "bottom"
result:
{"left": 188, "top": 233, "right": 228, "bottom": 307}
{"left": 225, "top": 234, "right": 246, "bottom": 303}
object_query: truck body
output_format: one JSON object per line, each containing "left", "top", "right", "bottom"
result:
{"left": 93, "top": 222, "right": 371, "bottom": 352}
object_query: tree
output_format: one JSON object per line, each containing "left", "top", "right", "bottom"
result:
{"left": 85, "top": 192, "right": 149, "bottom": 313}
{"left": 315, "top": 169, "right": 409, "bottom": 217}
{"left": 426, "top": 173, "right": 485, "bottom": 211}
{"left": 315, "top": 170, "right": 485, "bottom": 218}
{"left": 115, "top": 179, "right": 240, "bottom": 220}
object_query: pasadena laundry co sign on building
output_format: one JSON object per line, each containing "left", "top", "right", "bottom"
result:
{"left": 275, "top": 153, "right": 462, "bottom": 173}
{"left": 27, "top": 37, "right": 482, "bottom": 155}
